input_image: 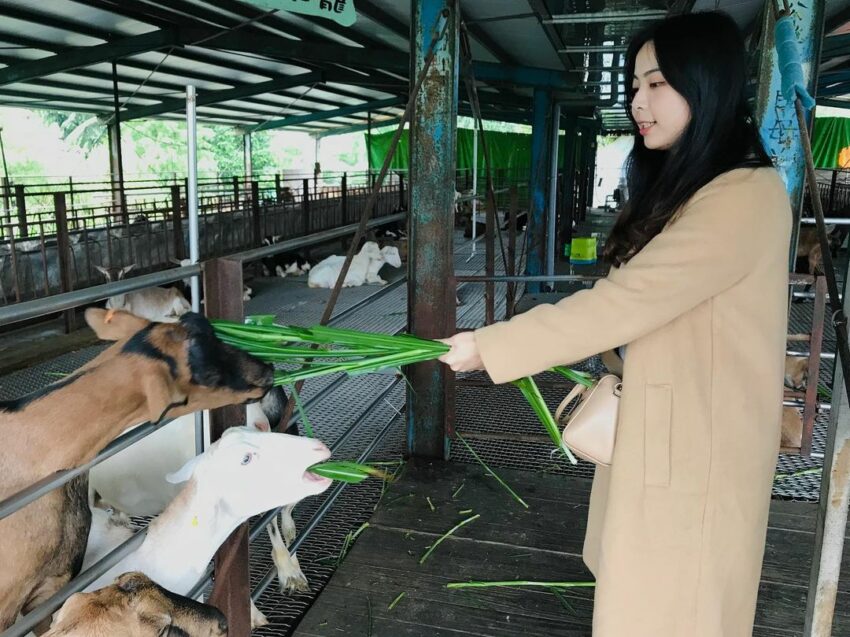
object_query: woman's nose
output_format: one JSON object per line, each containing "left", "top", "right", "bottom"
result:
{"left": 631, "top": 88, "right": 647, "bottom": 112}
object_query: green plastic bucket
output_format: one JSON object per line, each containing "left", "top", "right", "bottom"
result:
{"left": 569, "top": 237, "right": 597, "bottom": 265}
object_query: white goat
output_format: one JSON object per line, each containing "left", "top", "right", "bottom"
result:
{"left": 366, "top": 246, "right": 401, "bottom": 285}
{"left": 88, "top": 394, "right": 281, "bottom": 517}
{"left": 83, "top": 429, "right": 332, "bottom": 627}
{"left": 173, "top": 258, "right": 253, "bottom": 302}
{"left": 96, "top": 265, "right": 190, "bottom": 323}
{"left": 308, "top": 242, "right": 401, "bottom": 289}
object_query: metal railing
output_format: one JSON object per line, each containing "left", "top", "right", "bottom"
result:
{"left": 0, "top": 212, "right": 404, "bottom": 637}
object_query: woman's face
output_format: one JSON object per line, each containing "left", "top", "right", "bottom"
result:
{"left": 630, "top": 42, "right": 691, "bottom": 150}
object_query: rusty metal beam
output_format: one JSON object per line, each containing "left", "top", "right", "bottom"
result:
{"left": 407, "top": 0, "right": 457, "bottom": 460}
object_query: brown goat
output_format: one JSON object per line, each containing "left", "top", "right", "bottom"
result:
{"left": 45, "top": 572, "right": 227, "bottom": 637}
{"left": 0, "top": 309, "right": 273, "bottom": 631}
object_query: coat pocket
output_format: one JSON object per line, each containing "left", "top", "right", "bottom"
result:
{"left": 644, "top": 384, "right": 673, "bottom": 487}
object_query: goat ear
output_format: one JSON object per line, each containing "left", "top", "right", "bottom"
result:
{"left": 120, "top": 264, "right": 136, "bottom": 278}
{"left": 85, "top": 308, "right": 150, "bottom": 341}
{"left": 94, "top": 265, "right": 110, "bottom": 279}
{"left": 167, "top": 452, "right": 204, "bottom": 484}
{"left": 142, "top": 370, "right": 188, "bottom": 425}
{"left": 114, "top": 572, "right": 149, "bottom": 593}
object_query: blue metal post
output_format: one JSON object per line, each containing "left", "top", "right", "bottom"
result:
{"left": 407, "top": 0, "right": 458, "bottom": 459}
{"left": 525, "top": 87, "right": 552, "bottom": 293}
{"left": 754, "top": 0, "right": 824, "bottom": 269}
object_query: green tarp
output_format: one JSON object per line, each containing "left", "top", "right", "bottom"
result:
{"left": 367, "top": 118, "right": 849, "bottom": 171}
{"left": 812, "top": 116, "right": 850, "bottom": 168}
{"left": 367, "top": 128, "right": 564, "bottom": 175}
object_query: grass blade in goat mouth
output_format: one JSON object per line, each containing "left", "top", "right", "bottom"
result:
{"left": 308, "top": 461, "right": 394, "bottom": 484}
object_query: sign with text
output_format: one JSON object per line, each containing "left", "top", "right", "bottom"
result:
{"left": 244, "top": 0, "right": 356, "bottom": 27}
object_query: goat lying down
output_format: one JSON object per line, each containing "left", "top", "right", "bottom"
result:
{"left": 84, "top": 429, "right": 333, "bottom": 628}
{"left": 0, "top": 309, "right": 274, "bottom": 632}
{"left": 261, "top": 235, "right": 312, "bottom": 278}
{"left": 172, "top": 259, "right": 254, "bottom": 303}
{"left": 45, "top": 572, "right": 226, "bottom": 637}
{"left": 96, "top": 265, "right": 191, "bottom": 323}
{"left": 308, "top": 241, "right": 401, "bottom": 289}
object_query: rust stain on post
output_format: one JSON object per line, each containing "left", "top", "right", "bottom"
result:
{"left": 408, "top": 1, "right": 458, "bottom": 459}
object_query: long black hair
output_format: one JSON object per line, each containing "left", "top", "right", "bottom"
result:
{"left": 603, "top": 11, "right": 772, "bottom": 267}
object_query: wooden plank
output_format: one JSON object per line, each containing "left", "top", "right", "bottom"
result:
{"left": 295, "top": 527, "right": 594, "bottom": 636}
{"left": 754, "top": 580, "right": 850, "bottom": 634}
{"left": 296, "top": 524, "right": 850, "bottom": 636}
{"left": 294, "top": 460, "right": 850, "bottom": 636}
{"left": 296, "top": 587, "right": 592, "bottom": 637}
{"left": 373, "top": 460, "right": 591, "bottom": 556}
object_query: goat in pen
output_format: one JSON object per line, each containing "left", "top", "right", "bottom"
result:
{"left": 0, "top": 308, "right": 273, "bottom": 632}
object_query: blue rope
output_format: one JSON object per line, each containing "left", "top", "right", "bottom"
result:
{"left": 775, "top": 15, "right": 816, "bottom": 110}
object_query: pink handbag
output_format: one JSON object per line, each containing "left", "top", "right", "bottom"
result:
{"left": 555, "top": 374, "right": 622, "bottom": 466}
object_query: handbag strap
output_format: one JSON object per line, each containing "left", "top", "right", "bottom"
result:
{"left": 555, "top": 382, "right": 588, "bottom": 422}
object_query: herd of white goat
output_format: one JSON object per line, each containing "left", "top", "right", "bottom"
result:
{"left": 0, "top": 233, "right": 406, "bottom": 635}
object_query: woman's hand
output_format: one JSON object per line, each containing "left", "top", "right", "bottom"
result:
{"left": 437, "top": 332, "right": 485, "bottom": 372}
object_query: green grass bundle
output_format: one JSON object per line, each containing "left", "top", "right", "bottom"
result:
{"left": 215, "top": 318, "right": 594, "bottom": 463}
{"left": 212, "top": 320, "right": 448, "bottom": 385}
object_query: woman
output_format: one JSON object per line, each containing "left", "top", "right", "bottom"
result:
{"left": 439, "top": 11, "right": 791, "bottom": 637}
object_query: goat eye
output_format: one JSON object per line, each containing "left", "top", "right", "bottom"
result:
{"left": 241, "top": 453, "right": 253, "bottom": 465}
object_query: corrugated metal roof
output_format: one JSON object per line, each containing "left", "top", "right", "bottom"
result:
{"left": 0, "top": 0, "right": 847, "bottom": 134}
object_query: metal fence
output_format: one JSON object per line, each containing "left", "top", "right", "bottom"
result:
{"left": 0, "top": 171, "right": 408, "bottom": 306}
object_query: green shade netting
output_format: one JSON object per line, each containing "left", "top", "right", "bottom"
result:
{"left": 367, "top": 128, "right": 565, "bottom": 175}
{"left": 812, "top": 116, "right": 850, "bottom": 169}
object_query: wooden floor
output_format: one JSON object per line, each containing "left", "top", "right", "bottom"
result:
{"left": 293, "top": 460, "right": 850, "bottom": 637}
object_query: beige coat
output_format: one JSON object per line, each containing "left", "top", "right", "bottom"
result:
{"left": 475, "top": 167, "right": 791, "bottom": 636}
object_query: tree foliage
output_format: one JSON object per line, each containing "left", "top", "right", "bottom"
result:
{"left": 40, "top": 111, "right": 106, "bottom": 157}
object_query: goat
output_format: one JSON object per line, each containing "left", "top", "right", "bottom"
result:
{"left": 0, "top": 309, "right": 273, "bottom": 631}
{"left": 784, "top": 355, "right": 809, "bottom": 391}
{"left": 501, "top": 209, "right": 528, "bottom": 233}
{"left": 259, "top": 236, "right": 312, "bottom": 278}
{"left": 171, "top": 259, "right": 253, "bottom": 303}
{"left": 89, "top": 386, "right": 291, "bottom": 516}
{"left": 87, "top": 387, "right": 304, "bottom": 612}
{"left": 795, "top": 225, "right": 845, "bottom": 275}
{"left": 96, "top": 265, "right": 191, "bottom": 323}
{"left": 308, "top": 242, "right": 401, "bottom": 289}
{"left": 781, "top": 406, "right": 803, "bottom": 449}
{"left": 280, "top": 186, "right": 295, "bottom": 205}
{"left": 45, "top": 572, "right": 227, "bottom": 637}
{"left": 83, "top": 428, "right": 332, "bottom": 628}
{"left": 372, "top": 221, "right": 407, "bottom": 242}
{"left": 781, "top": 355, "right": 810, "bottom": 449}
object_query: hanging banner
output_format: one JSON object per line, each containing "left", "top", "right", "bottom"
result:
{"left": 243, "top": 0, "right": 356, "bottom": 27}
